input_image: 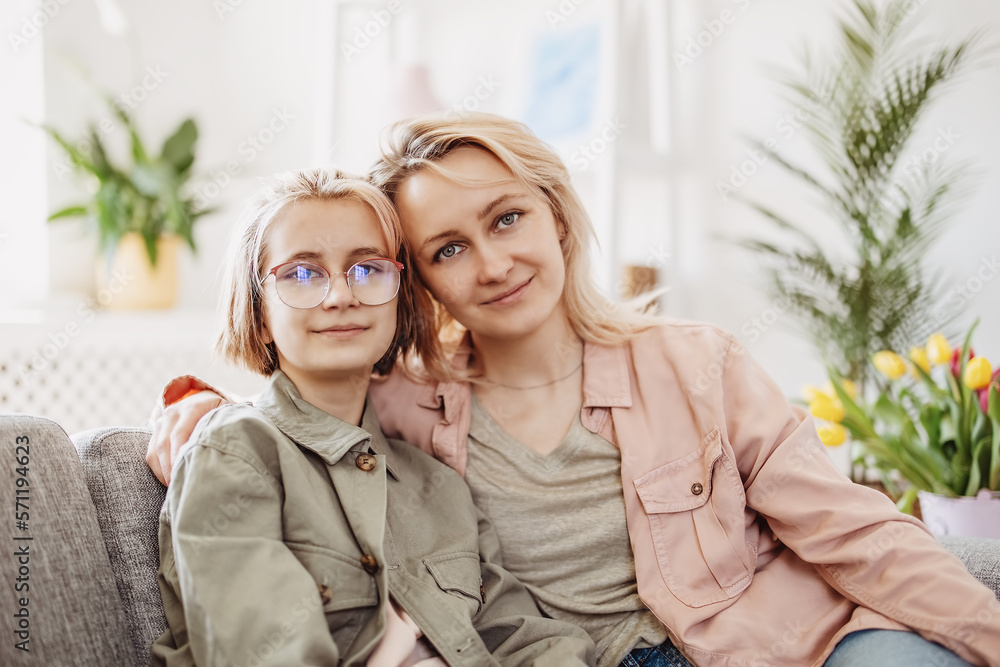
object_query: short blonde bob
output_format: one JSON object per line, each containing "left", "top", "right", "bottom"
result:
{"left": 369, "top": 112, "right": 662, "bottom": 382}
{"left": 216, "top": 167, "right": 433, "bottom": 376}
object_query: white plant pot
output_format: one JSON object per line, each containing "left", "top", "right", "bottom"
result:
{"left": 917, "top": 490, "right": 1000, "bottom": 539}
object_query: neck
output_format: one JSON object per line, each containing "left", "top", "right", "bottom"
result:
{"left": 470, "top": 303, "right": 583, "bottom": 388}
{"left": 279, "top": 367, "right": 371, "bottom": 426}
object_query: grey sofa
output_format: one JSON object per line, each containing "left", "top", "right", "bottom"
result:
{"left": 1, "top": 413, "right": 999, "bottom": 667}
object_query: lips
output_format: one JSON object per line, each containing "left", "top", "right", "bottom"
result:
{"left": 483, "top": 277, "right": 532, "bottom": 306}
{"left": 314, "top": 324, "right": 368, "bottom": 338}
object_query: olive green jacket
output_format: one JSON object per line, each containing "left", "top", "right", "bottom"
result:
{"left": 151, "top": 370, "right": 594, "bottom": 667}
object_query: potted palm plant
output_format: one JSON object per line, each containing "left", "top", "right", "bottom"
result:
{"left": 737, "top": 0, "right": 982, "bottom": 395}
{"left": 44, "top": 93, "right": 210, "bottom": 309}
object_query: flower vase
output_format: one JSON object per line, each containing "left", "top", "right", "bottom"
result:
{"left": 917, "top": 490, "right": 1000, "bottom": 539}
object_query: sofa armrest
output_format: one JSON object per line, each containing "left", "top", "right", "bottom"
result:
{"left": 0, "top": 414, "right": 136, "bottom": 666}
{"left": 72, "top": 426, "right": 167, "bottom": 665}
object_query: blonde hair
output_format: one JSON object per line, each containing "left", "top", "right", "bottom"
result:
{"left": 216, "top": 167, "right": 434, "bottom": 376}
{"left": 369, "top": 112, "right": 663, "bottom": 381}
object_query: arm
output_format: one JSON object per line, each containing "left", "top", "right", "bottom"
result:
{"left": 471, "top": 507, "right": 595, "bottom": 667}
{"left": 160, "top": 422, "right": 342, "bottom": 665}
{"left": 722, "top": 338, "right": 1000, "bottom": 665}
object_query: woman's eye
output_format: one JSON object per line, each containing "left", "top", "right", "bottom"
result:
{"left": 435, "top": 244, "right": 463, "bottom": 261}
{"left": 496, "top": 212, "right": 520, "bottom": 230}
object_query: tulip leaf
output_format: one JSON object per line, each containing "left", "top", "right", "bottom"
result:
{"left": 918, "top": 403, "right": 942, "bottom": 449}
{"left": 989, "top": 387, "right": 1000, "bottom": 490}
{"left": 965, "top": 435, "right": 990, "bottom": 495}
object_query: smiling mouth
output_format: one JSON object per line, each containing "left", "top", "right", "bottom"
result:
{"left": 314, "top": 325, "right": 368, "bottom": 338}
{"left": 483, "top": 278, "right": 532, "bottom": 306}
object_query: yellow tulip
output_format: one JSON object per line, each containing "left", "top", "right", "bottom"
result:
{"left": 926, "top": 333, "right": 951, "bottom": 366}
{"left": 816, "top": 423, "right": 847, "bottom": 447}
{"left": 908, "top": 346, "right": 930, "bottom": 377}
{"left": 835, "top": 379, "right": 859, "bottom": 401}
{"left": 823, "top": 380, "right": 858, "bottom": 401}
{"left": 802, "top": 384, "right": 827, "bottom": 403}
{"left": 964, "top": 357, "right": 992, "bottom": 390}
{"left": 809, "top": 394, "right": 845, "bottom": 423}
{"left": 873, "top": 351, "right": 907, "bottom": 380}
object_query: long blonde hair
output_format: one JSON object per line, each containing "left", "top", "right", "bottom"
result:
{"left": 216, "top": 167, "right": 434, "bottom": 376}
{"left": 369, "top": 112, "right": 663, "bottom": 381}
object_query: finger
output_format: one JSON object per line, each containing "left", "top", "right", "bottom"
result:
{"left": 171, "top": 412, "right": 199, "bottom": 460}
{"left": 157, "top": 409, "right": 180, "bottom": 486}
{"left": 146, "top": 428, "right": 167, "bottom": 486}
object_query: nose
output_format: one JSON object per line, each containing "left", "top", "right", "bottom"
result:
{"left": 320, "top": 273, "right": 360, "bottom": 309}
{"left": 475, "top": 242, "right": 514, "bottom": 284}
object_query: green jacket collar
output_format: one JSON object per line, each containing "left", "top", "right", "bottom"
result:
{"left": 256, "top": 370, "right": 399, "bottom": 478}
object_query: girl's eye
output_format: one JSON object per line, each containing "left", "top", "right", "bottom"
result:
{"left": 435, "top": 243, "right": 463, "bottom": 262}
{"left": 496, "top": 212, "right": 520, "bottom": 230}
{"left": 278, "top": 263, "right": 325, "bottom": 283}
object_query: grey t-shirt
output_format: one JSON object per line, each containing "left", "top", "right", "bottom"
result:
{"left": 466, "top": 394, "right": 668, "bottom": 667}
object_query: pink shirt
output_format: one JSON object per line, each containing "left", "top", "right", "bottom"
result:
{"left": 371, "top": 321, "right": 1000, "bottom": 666}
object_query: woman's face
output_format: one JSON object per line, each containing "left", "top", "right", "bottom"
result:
{"left": 261, "top": 198, "right": 398, "bottom": 382}
{"left": 394, "top": 146, "right": 568, "bottom": 342}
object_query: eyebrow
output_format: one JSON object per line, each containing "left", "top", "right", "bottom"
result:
{"left": 282, "top": 246, "right": 389, "bottom": 264}
{"left": 477, "top": 193, "right": 525, "bottom": 222}
{"left": 348, "top": 246, "right": 391, "bottom": 259}
{"left": 418, "top": 193, "right": 530, "bottom": 253}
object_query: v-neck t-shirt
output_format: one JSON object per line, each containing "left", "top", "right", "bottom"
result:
{"left": 465, "top": 393, "right": 668, "bottom": 667}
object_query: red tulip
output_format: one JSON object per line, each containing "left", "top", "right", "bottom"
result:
{"left": 978, "top": 368, "right": 1000, "bottom": 414}
{"left": 950, "top": 347, "right": 974, "bottom": 378}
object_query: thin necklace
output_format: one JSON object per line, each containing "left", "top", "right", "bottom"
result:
{"left": 481, "top": 361, "right": 583, "bottom": 390}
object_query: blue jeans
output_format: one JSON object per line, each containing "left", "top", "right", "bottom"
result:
{"left": 620, "top": 639, "right": 693, "bottom": 667}
{"left": 620, "top": 630, "right": 970, "bottom": 667}
{"left": 824, "top": 630, "right": 973, "bottom": 667}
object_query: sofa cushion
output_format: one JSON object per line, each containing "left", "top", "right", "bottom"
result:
{"left": 939, "top": 536, "right": 1000, "bottom": 599}
{"left": 73, "top": 426, "right": 167, "bottom": 666}
{"left": 0, "top": 414, "right": 136, "bottom": 666}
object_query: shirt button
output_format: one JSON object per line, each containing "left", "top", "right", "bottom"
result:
{"left": 691, "top": 482, "right": 704, "bottom": 495}
{"left": 355, "top": 452, "right": 377, "bottom": 471}
{"left": 318, "top": 584, "right": 332, "bottom": 604}
{"left": 361, "top": 554, "right": 379, "bottom": 574}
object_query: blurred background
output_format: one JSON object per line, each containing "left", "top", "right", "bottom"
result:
{"left": 2, "top": 0, "right": 998, "bottom": 454}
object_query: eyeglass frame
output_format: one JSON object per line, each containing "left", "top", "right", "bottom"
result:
{"left": 260, "top": 258, "right": 405, "bottom": 309}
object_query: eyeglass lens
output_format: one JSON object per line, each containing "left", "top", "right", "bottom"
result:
{"left": 272, "top": 260, "right": 400, "bottom": 308}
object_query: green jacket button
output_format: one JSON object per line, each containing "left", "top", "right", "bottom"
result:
{"left": 356, "top": 452, "right": 377, "bottom": 471}
{"left": 361, "top": 554, "right": 379, "bottom": 574}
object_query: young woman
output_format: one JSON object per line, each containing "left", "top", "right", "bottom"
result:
{"left": 149, "top": 168, "right": 595, "bottom": 667}
{"left": 149, "top": 117, "right": 1000, "bottom": 667}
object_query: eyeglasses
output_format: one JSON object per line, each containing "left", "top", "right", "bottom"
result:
{"left": 262, "top": 259, "right": 404, "bottom": 309}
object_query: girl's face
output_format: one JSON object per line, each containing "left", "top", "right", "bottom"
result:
{"left": 394, "top": 146, "right": 568, "bottom": 343}
{"left": 261, "top": 198, "right": 398, "bottom": 383}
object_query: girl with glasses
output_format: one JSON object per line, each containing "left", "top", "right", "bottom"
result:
{"left": 150, "top": 168, "right": 595, "bottom": 666}
{"left": 151, "top": 118, "right": 1000, "bottom": 667}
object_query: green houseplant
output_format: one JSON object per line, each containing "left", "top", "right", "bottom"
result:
{"left": 43, "top": 93, "right": 209, "bottom": 307}
{"left": 738, "top": 0, "right": 982, "bottom": 395}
